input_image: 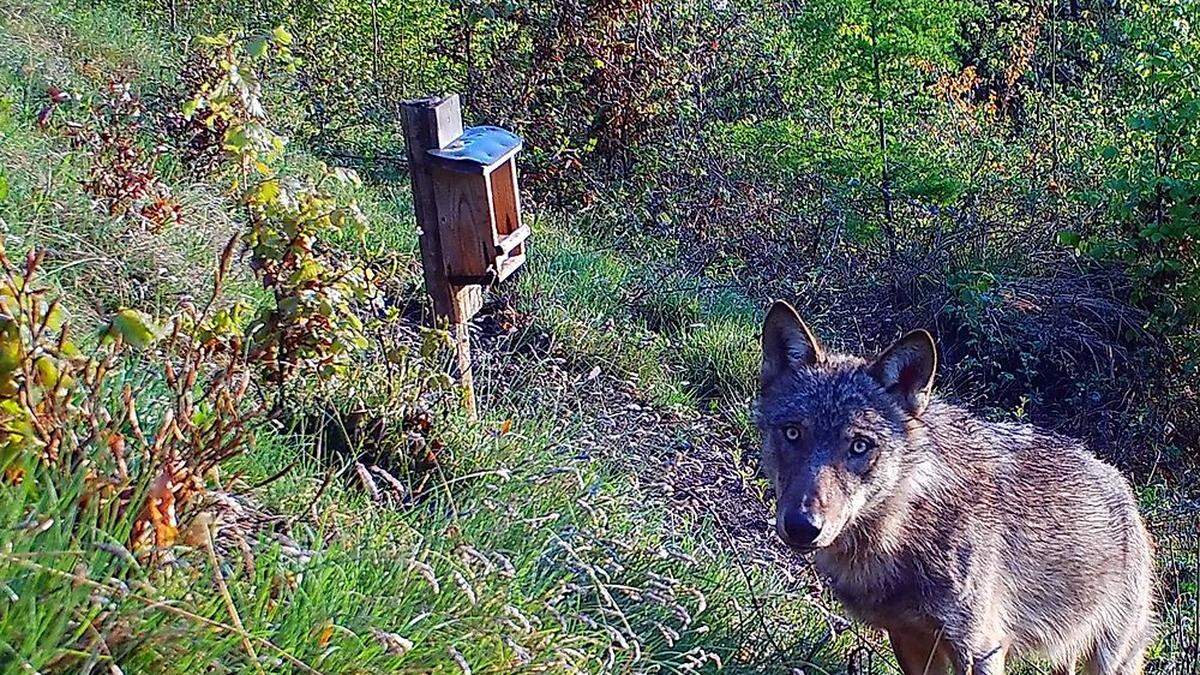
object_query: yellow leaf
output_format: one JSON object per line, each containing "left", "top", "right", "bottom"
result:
{"left": 0, "top": 319, "right": 22, "bottom": 375}
{"left": 105, "top": 309, "right": 158, "bottom": 348}
{"left": 316, "top": 620, "right": 334, "bottom": 648}
{"left": 33, "top": 356, "right": 58, "bottom": 387}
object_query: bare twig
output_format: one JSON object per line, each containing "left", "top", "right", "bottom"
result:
{"left": 203, "top": 522, "right": 263, "bottom": 673}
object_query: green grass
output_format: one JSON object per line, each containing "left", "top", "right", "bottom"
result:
{"left": 516, "top": 221, "right": 768, "bottom": 419}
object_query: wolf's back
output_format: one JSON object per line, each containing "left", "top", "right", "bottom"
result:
{"left": 917, "top": 402, "right": 1155, "bottom": 668}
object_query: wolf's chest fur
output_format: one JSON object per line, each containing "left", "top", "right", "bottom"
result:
{"left": 815, "top": 546, "right": 936, "bottom": 631}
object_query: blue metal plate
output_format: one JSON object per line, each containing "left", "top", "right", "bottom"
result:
{"left": 427, "top": 126, "right": 523, "bottom": 173}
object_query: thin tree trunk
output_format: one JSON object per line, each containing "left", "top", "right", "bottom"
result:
{"left": 463, "top": 8, "right": 475, "bottom": 109}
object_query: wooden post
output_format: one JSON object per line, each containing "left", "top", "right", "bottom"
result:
{"left": 401, "top": 95, "right": 482, "bottom": 419}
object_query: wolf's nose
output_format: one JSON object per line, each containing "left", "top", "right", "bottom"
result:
{"left": 781, "top": 509, "right": 822, "bottom": 548}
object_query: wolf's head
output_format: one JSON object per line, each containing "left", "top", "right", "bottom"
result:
{"left": 757, "top": 301, "right": 937, "bottom": 552}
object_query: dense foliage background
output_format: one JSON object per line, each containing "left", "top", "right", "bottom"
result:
{"left": 0, "top": 0, "right": 1196, "bottom": 671}
{"left": 156, "top": 0, "right": 1200, "bottom": 465}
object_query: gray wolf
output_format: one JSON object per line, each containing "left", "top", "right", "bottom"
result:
{"left": 756, "top": 300, "right": 1155, "bottom": 674}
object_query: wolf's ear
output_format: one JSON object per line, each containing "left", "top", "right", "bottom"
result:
{"left": 761, "top": 301, "right": 824, "bottom": 385}
{"left": 868, "top": 330, "right": 937, "bottom": 416}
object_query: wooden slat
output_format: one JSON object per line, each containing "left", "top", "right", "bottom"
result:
{"left": 401, "top": 95, "right": 481, "bottom": 420}
{"left": 400, "top": 95, "right": 483, "bottom": 324}
{"left": 495, "top": 224, "right": 531, "bottom": 256}
{"left": 495, "top": 253, "right": 526, "bottom": 283}
{"left": 489, "top": 159, "right": 522, "bottom": 237}
{"left": 433, "top": 167, "right": 494, "bottom": 283}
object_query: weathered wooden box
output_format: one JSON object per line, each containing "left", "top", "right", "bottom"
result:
{"left": 426, "top": 126, "right": 528, "bottom": 286}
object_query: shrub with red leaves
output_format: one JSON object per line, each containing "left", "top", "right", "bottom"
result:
{"left": 55, "top": 80, "right": 182, "bottom": 232}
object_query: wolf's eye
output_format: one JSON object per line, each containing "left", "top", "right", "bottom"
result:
{"left": 783, "top": 426, "right": 801, "bottom": 441}
{"left": 849, "top": 435, "right": 874, "bottom": 456}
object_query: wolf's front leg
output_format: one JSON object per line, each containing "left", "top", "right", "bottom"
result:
{"left": 949, "top": 642, "right": 1006, "bottom": 675}
{"left": 889, "top": 630, "right": 950, "bottom": 675}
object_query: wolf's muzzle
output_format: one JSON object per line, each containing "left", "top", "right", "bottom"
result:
{"left": 780, "top": 508, "right": 823, "bottom": 550}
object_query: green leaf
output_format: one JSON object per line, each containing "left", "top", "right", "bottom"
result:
{"left": 271, "top": 26, "right": 294, "bottom": 46}
{"left": 224, "top": 127, "right": 249, "bottom": 153}
{"left": 1056, "top": 230, "right": 1081, "bottom": 247}
{"left": 180, "top": 97, "right": 199, "bottom": 119}
{"left": 289, "top": 259, "right": 322, "bottom": 284}
{"left": 248, "top": 37, "right": 269, "bottom": 59}
{"left": 105, "top": 309, "right": 158, "bottom": 348}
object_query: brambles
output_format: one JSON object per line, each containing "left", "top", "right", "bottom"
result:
{"left": 8, "top": 26, "right": 378, "bottom": 568}
{"left": 241, "top": 170, "right": 373, "bottom": 382}
{"left": 0, "top": 238, "right": 259, "bottom": 561}
{"left": 0, "top": 248, "right": 83, "bottom": 480}
{"left": 180, "top": 29, "right": 294, "bottom": 180}
{"left": 1110, "top": 1, "right": 1200, "bottom": 349}
{"left": 51, "top": 80, "right": 182, "bottom": 231}
{"left": 182, "top": 28, "right": 376, "bottom": 384}
{"left": 453, "top": 0, "right": 757, "bottom": 188}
